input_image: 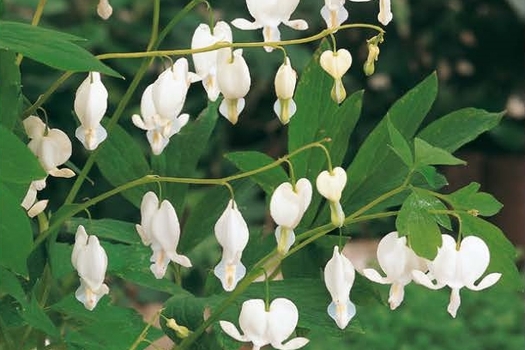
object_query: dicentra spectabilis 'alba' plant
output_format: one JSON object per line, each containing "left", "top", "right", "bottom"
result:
{"left": 132, "top": 58, "right": 199, "bottom": 155}
{"left": 191, "top": 21, "right": 233, "bottom": 101}
{"left": 71, "top": 225, "right": 109, "bottom": 311}
{"left": 232, "top": 0, "right": 308, "bottom": 52}
{"left": 320, "top": 49, "right": 352, "bottom": 104}
{"left": 74, "top": 72, "right": 108, "bottom": 151}
{"left": 97, "top": 0, "right": 113, "bottom": 20}
{"left": 412, "top": 234, "right": 501, "bottom": 318}
{"left": 22, "top": 116, "right": 75, "bottom": 217}
{"left": 136, "top": 192, "right": 192, "bottom": 279}
{"left": 273, "top": 57, "right": 298, "bottom": 125}
{"left": 324, "top": 246, "right": 356, "bottom": 329}
{"left": 316, "top": 167, "right": 347, "bottom": 227}
{"left": 362, "top": 231, "right": 428, "bottom": 310}
{"left": 220, "top": 298, "right": 309, "bottom": 350}
{"left": 216, "top": 48, "right": 251, "bottom": 125}
{"left": 214, "top": 199, "right": 249, "bottom": 291}
{"left": 270, "top": 178, "right": 312, "bottom": 254}
{"left": 320, "top": 0, "right": 348, "bottom": 29}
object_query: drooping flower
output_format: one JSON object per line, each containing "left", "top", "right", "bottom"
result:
{"left": 74, "top": 72, "right": 109, "bottom": 151}
{"left": 270, "top": 178, "right": 312, "bottom": 254}
{"left": 214, "top": 199, "right": 250, "bottom": 291}
{"left": 71, "top": 225, "right": 109, "bottom": 310}
{"left": 97, "top": 0, "right": 113, "bottom": 20}
{"left": 362, "top": 231, "right": 428, "bottom": 310}
{"left": 377, "top": 0, "right": 393, "bottom": 26}
{"left": 23, "top": 116, "right": 75, "bottom": 178}
{"left": 232, "top": 0, "right": 308, "bottom": 52}
{"left": 320, "top": 0, "right": 348, "bottom": 29}
{"left": 412, "top": 234, "right": 501, "bottom": 318}
{"left": 132, "top": 59, "right": 200, "bottom": 155}
{"left": 220, "top": 298, "right": 309, "bottom": 350}
{"left": 22, "top": 116, "right": 75, "bottom": 217}
{"left": 191, "top": 21, "right": 233, "bottom": 101}
{"left": 324, "top": 246, "right": 356, "bottom": 329}
{"left": 316, "top": 167, "right": 347, "bottom": 227}
{"left": 216, "top": 48, "right": 251, "bottom": 124}
{"left": 273, "top": 57, "right": 298, "bottom": 124}
{"left": 135, "top": 192, "right": 192, "bottom": 279}
{"left": 320, "top": 49, "right": 352, "bottom": 104}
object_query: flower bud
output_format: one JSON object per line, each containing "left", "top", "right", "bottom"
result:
{"left": 273, "top": 57, "right": 298, "bottom": 124}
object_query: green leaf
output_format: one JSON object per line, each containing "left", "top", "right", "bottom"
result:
{"left": 0, "top": 21, "right": 121, "bottom": 77}
{"left": 64, "top": 217, "right": 140, "bottom": 244}
{"left": 459, "top": 214, "right": 523, "bottom": 291}
{"left": 415, "top": 164, "right": 443, "bottom": 188}
{"left": 412, "top": 188, "right": 452, "bottom": 230}
{"left": 51, "top": 295, "right": 163, "bottom": 350}
{"left": 0, "top": 125, "right": 46, "bottom": 183}
{"left": 387, "top": 118, "right": 413, "bottom": 166}
{"left": 0, "top": 266, "right": 26, "bottom": 305}
{"left": 152, "top": 101, "right": 220, "bottom": 212}
{"left": 418, "top": 108, "right": 503, "bottom": 152}
{"left": 396, "top": 191, "right": 443, "bottom": 259}
{"left": 21, "top": 295, "right": 60, "bottom": 338}
{"left": 225, "top": 151, "right": 288, "bottom": 195}
{"left": 96, "top": 125, "right": 154, "bottom": 207}
{"left": 0, "top": 50, "right": 22, "bottom": 130}
{"left": 414, "top": 138, "right": 465, "bottom": 166}
{"left": 0, "top": 183, "right": 32, "bottom": 277}
{"left": 447, "top": 182, "right": 503, "bottom": 217}
{"left": 343, "top": 73, "right": 438, "bottom": 213}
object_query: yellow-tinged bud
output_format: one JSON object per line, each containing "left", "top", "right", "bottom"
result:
{"left": 166, "top": 318, "right": 191, "bottom": 338}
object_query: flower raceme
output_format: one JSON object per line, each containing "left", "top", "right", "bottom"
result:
{"left": 316, "top": 167, "right": 347, "bottom": 227}
{"left": 216, "top": 48, "right": 251, "bottom": 124}
{"left": 362, "top": 231, "right": 428, "bottom": 310}
{"left": 214, "top": 199, "right": 250, "bottom": 292}
{"left": 132, "top": 58, "right": 200, "bottom": 155}
{"left": 74, "top": 72, "right": 109, "bottom": 151}
{"left": 274, "top": 57, "right": 298, "bottom": 124}
{"left": 191, "top": 21, "right": 233, "bottom": 102}
{"left": 71, "top": 225, "right": 109, "bottom": 310}
{"left": 220, "top": 298, "right": 309, "bottom": 350}
{"left": 320, "top": 49, "right": 353, "bottom": 104}
{"left": 412, "top": 234, "right": 501, "bottom": 318}
{"left": 136, "top": 192, "right": 192, "bottom": 279}
{"left": 270, "top": 178, "right": 312, "bottom": 254}
{"left": 232, "top": 0, "right": 308, "bottom": 52}
{"left": 324, "top": 246, "right": 356, "bottom": 329}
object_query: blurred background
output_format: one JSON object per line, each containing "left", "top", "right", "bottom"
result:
{"left": 3, "top": 0, "right": 524, "bottom": 349}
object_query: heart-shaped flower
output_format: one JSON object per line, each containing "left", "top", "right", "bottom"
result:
{"left": 320, "top": 49, "right": 352, "bottom": 80}
{"left": 316, "top": 167, "right": 347, "bottom": 202}
{"left": 412, "top": 234, "right": 501, "bottom": 317}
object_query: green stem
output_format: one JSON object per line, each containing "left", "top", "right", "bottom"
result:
{"left": 23, "top": 72, "right": 72, "bottom": 117}
{"left": 16, "top": 0, "right": 47, "bottom": 65}
{"left": 33, "top": 139, "right": 329, "bottom": 249}
{"left": 96, "top": 23, "right": 384, "bottom": 61}
{"left": 128, "top": 309, "right": 160, "bottom": 350}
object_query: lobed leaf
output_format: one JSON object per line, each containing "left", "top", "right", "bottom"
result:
{"left": 447, "top": 182, "right": 503, "bottom": 217}
{"left": 414, "top": 138, "right": 465, "bottom": 166}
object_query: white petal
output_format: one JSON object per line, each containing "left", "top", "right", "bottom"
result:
{"left": 277, "top": 337, "right": 310, "bottom": 350}
{"left": 429, "top": 234, "right": 459, "bottom": 287}
{"left": 267, "top": 298, "right": 299, "bottom": 347}
{"left": 320, "top": 5, "right": 348, "bottom": 29}
{"left": 21, "top": 184, "right": 38, "bottom": 210}
{"left": 231, "top": 18, "right": 262, "bottom": 30}
{"left": 274, "top": 98, "right": 297, "bottom": 125}
{"left": 447, "top": 288, "right": 461, "bottom": 318}
{"left": 411, "top": 270, "right": 443, "bottom": 290}
{"left": 219, "top": 321, "right": 248, "bottom": 342}
{"left": 48, "top": 167, "right": 75, "bottom": 178}
{"left": 362, "top": 268, "right": 390, "bottom": 284}
{"left": 152, "top": 62, "right": 189, "bottom": 119}
{"left": 324, "top": 246, "right": 355, "bottom": 307}
{"left": 76, "top": 235, "right": 108, "bottom": 291}
{"left": 75, "top": 279, "right": 109, "bottom": 310}
{"left": 468, "top": 273, "right": 501, "bottom": 291}
{"left": 457, "top": 235, "right": 490, "bottom": 287}
{"left": 239, "top": 299, "right": 269, "bottom": 346}
{"left": 97, "top": 0, "right": 113, "bottom": 20}
{"left": 387, "top": 283, "right": 406, "bottom": 310}
{"left": 23, "top": 116, "right": 46, "bottom": 139}
{"left": 377, "top": 0, "right": 393, "bottom": 26}
{"left": 216, "top": 49, "right": 251, "bottom": 100}
{"left": 283, "top": 19, "right": 308, "bottom": 30}
{"left": 320, "top": 50, "right": 353, "bottom": 80}
{"left": 71, "top": 225, "right": 89, "bottom": 269}
{"left": 214, "top": 258, "right": 246, "bottom": 292}
{"left": 270, "top": 181, "right": 309, "bottom": 228}
{"left": 146, "top": 129, "right": 169, "bottom": 155}
{"left": 275, "top": 226, "right": 296, "bottom": 255}
{"left": 137, "top": 191, "right": 159, "bottom": 245}
{"left": 27, "top": 199, "right": 48, "bottom": 218}
{"left": 74, "top": 72, "right": 108, "bottom": 127}
{"left": 315, "top": 167, "right": 347, "bottom": 202}
{"left": 274, "top": 57, "right": 297, "bottom": 100}
{"left": 327, "top": 299, "right": 356, "bottom": 329}
{"left": 219, "top": 98, "right": 245, "bottom": 125}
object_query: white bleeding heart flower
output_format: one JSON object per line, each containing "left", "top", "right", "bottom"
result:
{"left": 97, "top": 0, "right": 113, "bottom": 20}
{"left": 316, "top": 167, "right": 347, "bottom": 227}
{"left": 320, "top": 0, "right": 348, "bottom": 29}
{"left": 71, "top": 225, "right": 109, "bottom": 311}
{"left": 74, "top": 72, "right": 109, "bottom": 151}
{"left": 191, "top": 21, "right": 233, "bottom": 101}
{"left": 135, "top": 192, "right": 192, "bottom": 279}
{"left": 324, "top": 246, "right": 356, "bottom": 329}
{"left": 220, "top": 298, "right": 309, "bottom": 350}
{"left": 377, "top": 0, "right": 393, "bottom": 26}
{"left": 214, "top": 200, "right": 250, "bottom": 291}
{"left": 232, "top": 0, "right": 308, "bottom": 52}
{"left": 362, "top": 231, "right": 428, "bottom": 310}
{"left": 21, "top": 179, "right": 48, "bottom": 218}
{"left": 412, "top": 234, "right": 501, "bottom": 318}
{"left": 216, "top": 48, "right": 251, "bottom": 125}
{"left": 270, "top": 178, "right": 312, "bottom": 254}
{"left": 320, "top": 49, "right": 352, "bottom": 104}
{"left": 23, "top": 116, "right": 75, "bottom": 178}
{"left": 132, "top": 58, "right": 199, "bottom": 155}
{"left": 273, "top": 57, "right": 298, "bottom": 125}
